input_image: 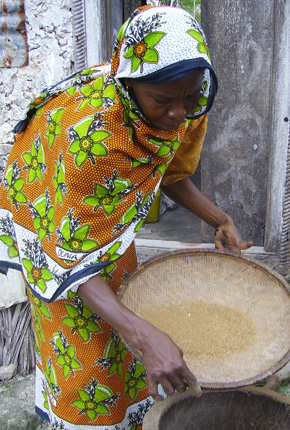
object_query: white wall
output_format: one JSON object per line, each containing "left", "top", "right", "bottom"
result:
{"left": 0, "top": 0, "right": 75, "bottom": 177}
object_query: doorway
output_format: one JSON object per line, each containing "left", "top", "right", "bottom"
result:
{"left": 137, "top": 165, "right": 202, "bottom": 243}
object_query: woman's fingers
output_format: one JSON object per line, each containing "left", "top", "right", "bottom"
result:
{"left": 214, "top": 227, "right": 254, "bottom": 254}
{"left": 187, "top": 376, "right": 202, "bottom": 397}
{"left": 141, "top": 328, "right": 201, "bottom": 400}
{"left": 181, "top": 365, "right": 202, "bottom": 397}
{"left": 147, "top": 374, "right": 174, "bottom": 401}
{"left": 147, "top": 364, "right": 201, "bottom": 400}
{"left": 240, "top": 240, "right": 254, "bottom": 250}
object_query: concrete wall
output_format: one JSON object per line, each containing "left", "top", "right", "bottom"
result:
{"left": 0, "top": 0, "right": 75, "bottom": 179}
{"left": 200, "top": 0, "right": 280, "bottom": 247}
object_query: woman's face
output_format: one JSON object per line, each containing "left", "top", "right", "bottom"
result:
{"left": 125, "top": 68, "right": 204, "bottom": 131}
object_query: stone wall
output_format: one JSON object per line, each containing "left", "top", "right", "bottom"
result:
{"left": 0, "top": 0, "right": 75, "bottom": 178}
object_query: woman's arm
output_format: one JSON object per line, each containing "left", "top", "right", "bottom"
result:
{"left": 161, "top": 177, "right": 253, "bottom": 254}
{"left": 78, "top": 274, "right": 201, "bottom": 400}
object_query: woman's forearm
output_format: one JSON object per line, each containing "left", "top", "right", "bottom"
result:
{"left": 77, "top": 273, "right": 201, "bottom": 400}
{"left": 161, "top": 177, "right": 229, "bottom": 229}
{"left": 77, "top": 274, "right": 152, "bottom": 351}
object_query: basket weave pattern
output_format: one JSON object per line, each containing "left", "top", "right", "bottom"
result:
{"left": 119, "top": 250, "right": 290, "bottom": 388}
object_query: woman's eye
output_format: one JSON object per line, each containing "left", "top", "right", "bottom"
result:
{"left": 186, "top": 95, "right": 198, "bottom": 102}
{"left": 154, "top": 99, "right": 168, "bottom": 105}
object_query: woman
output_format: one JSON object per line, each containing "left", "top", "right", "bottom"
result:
{"left": 0, "top": 5, "right": 252, "bottom": 429}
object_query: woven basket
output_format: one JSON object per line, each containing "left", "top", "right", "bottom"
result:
{"left": 118, "top": 249, "right": 290, "bottom": 389}
{"left": 142, "top": 387, "right": 290, "bottom": 430}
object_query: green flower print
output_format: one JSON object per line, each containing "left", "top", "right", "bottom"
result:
{"left": 95, "top": 330, "right": 128, "bottom": 377}
{"left": 57, "top": 209, "right": 98, "bottom": 255}
{"left": 114, "top": 190, "right": 155, "bottom": 234}
{"left": 125, "top": 359, "right": 147, "bottom": 401}
{"left": 83, "top": 170, "right": 136, "bottom": 216}
{"left": 77, "top": 74, "right": 115, "bottom": 110}
{"left": 31, "top": 293, "right": 51, "bottom": 319}
{"left": 119, "top": 93, "right": 140, "bottom": 145}
{"left": 127, "top": 154, "right": 153, "bottom": 170}
{"left": 85, "top": 242, "right": 121, "bottom": 283}
{"left": 72, "top": 377, "right": 120, "bottom": 422}
{"left": 22, "top": 239, "right": 53, "bottom": 293}
{"left": 22, "top": 135, "right": 46, "bottom": 183}
{"left": 192, "top": 81, "right": 208, "bottom": 114}
{"left": 65, "top": 67, "right": 99, "bottom": 97}
{"left": 88, "top": 242, "right": 122, "bottom": 282}
{"left": 151, "top": 162, "right": 168, "bottom": 178}
{"left": 3, "top": 161, "right": 27, "bottom": 209}
{"left": 51, "top": 329, "right": 82, "bottom": 378}
{"left": 62, "top": 295, "right": 102, "bottom": 342}
{"left": 44, "top": 358, "right": 61, "bottom": 405}
{"left": 45, "top": 108, "right": 65, "bottom": 148}
{"left": 53, "top": 152, "right": 68, "bottom": 206}
{"left": 97, "top": 242, "right": 121, "bottom": 264}
{"left": 41, "top": 388, "right": 49, "bottom": 411}
{"left": 29, "top": 190, "right": 55, "bottom": 243}
{"left": 124, "top": 13, "right": 166, "bottom": 73}
{"left": 147, "top": 135, "right": 181, "bottom": 157}
{"left": 31, "top": 306, "right": 45, "bottom": 346}
{"left": 99, "top": 262, "right": 116, "bottom": 283}
{"left": 0, "top": 215, "right": 19, "bottom": 258}
{"left": 67, "top": 114, "right": 110, "bottom": 168}
{"left": 187, "top": 29, "right": 211, "bottom": 61}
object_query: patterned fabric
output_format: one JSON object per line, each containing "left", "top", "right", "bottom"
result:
{"left": 161, "top": 115, "right": 208, "bottom": 186}
{"left": 114, "top": 5, "right": 217, "bottom": 119}
{"left": 0, "top": 5, "right": 215, "bottom": 429}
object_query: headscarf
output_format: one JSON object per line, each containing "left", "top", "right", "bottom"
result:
{"left": 113, "top": 5, "right": 217, "bottom": 119}
{"left": 0, "top": 6, "right": 217, "bottom": 302}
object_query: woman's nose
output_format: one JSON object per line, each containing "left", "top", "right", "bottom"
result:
{"left": 167, "top": 101, "right": 187, "bottom": 121}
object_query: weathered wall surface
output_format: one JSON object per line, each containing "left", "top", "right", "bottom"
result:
{"left": 0, "top": 0, "right": 74, "bottom": 178}
{"left": 201, "top": 0, "right": 274, "bottom": 246}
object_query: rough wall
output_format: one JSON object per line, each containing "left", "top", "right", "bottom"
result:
{"left": 0, "top": 0, "right": 74, "bottom": 178}
{"left": 201, "top": 0, "right": 274, "bottom": 246}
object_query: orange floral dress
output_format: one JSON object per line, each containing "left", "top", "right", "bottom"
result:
{"left": 0, "top": 5, "right": 213, "bottom": 429}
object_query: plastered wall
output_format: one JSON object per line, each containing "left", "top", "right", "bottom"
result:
{"left": 0, "top": 0, "right": 75, "bottom": 178}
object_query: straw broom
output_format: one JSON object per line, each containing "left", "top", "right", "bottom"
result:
{"left": 0, "top": 301, "right": 35, "bottom": 377}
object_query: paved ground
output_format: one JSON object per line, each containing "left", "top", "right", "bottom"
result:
{"left": 0, "top": 373, "right": 49, "bottom": 430}
{"left": 137, "top": 202, "right": 202, "bottom": 243}
{"left": 137, "top": 172, "right": 202, "bottom": 244}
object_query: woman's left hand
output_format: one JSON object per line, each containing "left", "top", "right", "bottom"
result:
{"left": 214, "top": 215, "right": 253, "bottom": 255}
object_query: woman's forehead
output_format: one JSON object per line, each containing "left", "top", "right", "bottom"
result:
{"left": 136, "top": 69, "right": 204, "bottom": 95}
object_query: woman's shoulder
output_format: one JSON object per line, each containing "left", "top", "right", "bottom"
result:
{"left": 14, "top": 63, "right": 112, "bottom": 135}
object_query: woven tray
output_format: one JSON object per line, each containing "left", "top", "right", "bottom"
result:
{"left": 118, "top": 249, "right": 290, "bottom": 389}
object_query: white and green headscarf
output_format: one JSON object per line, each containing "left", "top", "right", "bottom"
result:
{"left": 113, "top": 5, "right": 218, "bottom": 119}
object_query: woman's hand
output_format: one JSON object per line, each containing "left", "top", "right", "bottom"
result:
{"left": 214, "top": 215, "right": 253, "bottom": 255}
{"left": 140, "top": 324, "right": 201, "bottom": 401}
{"left": 161, "top": 178, "right": 253, "bottom": 255}
{"left": 78, "top": 275, "right": 201, "bottom": 401}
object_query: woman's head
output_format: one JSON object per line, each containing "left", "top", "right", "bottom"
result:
{"left": 112, "top": 5, "right": 217, "bottom": 129}
{"left": 124, "top": 68, "right": 204, "bottom": 131}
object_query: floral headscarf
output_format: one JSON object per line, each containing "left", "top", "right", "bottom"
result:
{"left": 112, "top": 5, "right": 217, "bottom": 119}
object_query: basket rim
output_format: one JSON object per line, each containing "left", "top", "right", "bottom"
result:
{"left": 118, "top": 248, "right": 290, "bottom": 297}
{"left": 142, "top": 385, "right": 290, "bottom": 430}
{"left": 118, "top": 248, "right": 290, "bottom": 389}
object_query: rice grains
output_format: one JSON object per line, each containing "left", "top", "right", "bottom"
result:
{"left": 144, "top": 300, "right": 257, "bottom": 359}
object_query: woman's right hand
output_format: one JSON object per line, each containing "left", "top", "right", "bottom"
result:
{"left": 78, "top": 275, "right": 201, "bottom": 401}
{"left": 139, "top": 323, "right": 201, "bottom": 401}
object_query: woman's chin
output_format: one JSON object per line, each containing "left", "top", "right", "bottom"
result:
{"left": 151, "top": 122, "right": 182, "bottom": 132}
